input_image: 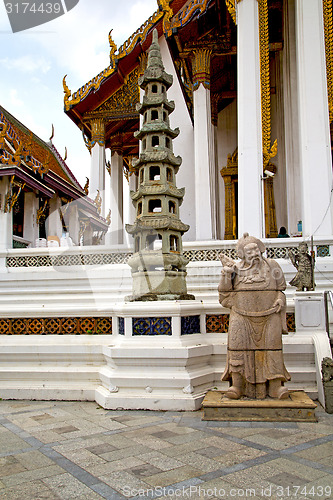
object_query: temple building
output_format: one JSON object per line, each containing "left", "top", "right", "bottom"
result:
{"left": 63, "top": 0, "right": 333, "bottom": 244}
{"left": 0, "top": 0, "right": 332, "bottom": 410}
{"left": 0, "top": 106, "right": 109, "bottom": 249}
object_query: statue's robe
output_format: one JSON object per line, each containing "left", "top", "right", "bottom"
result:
{"left": 219, "top": 258, "right": 290, "bottom": 391}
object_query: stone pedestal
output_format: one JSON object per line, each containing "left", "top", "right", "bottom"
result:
{"left": 202, "top": 390, "right": 317, "bottom": 422}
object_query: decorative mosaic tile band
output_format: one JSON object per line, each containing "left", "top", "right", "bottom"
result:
{"left": 181, "top": 315, "right": 200, "bottom": 335}
{"left": 6, "top": 244, "right": 330, "bottom": 268}
{"left": 0, "top": 317, "right": 112, "bottom": 335}
{"left": 0, "top": 313, "right": 296, "bottom": 335}
{"left": 206, "top": 313, "right": 296, "bottom": 333}
{"left": 132, "top": 317, "right": 172, "bottom": 335}
{"left": 118, "top": 317, "right": 125, "bottom": 335}
{"left": 6, "top": 253, "right": 133, "bottom": 268}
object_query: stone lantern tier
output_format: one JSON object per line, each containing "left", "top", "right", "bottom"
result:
{"left": 125, "top": 29, "right": 194, "bottom": 301}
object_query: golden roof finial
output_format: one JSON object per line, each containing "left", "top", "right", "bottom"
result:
{"left": 49, "top": 123, "right": 54, "bottom": 142}
{"left": 64, "top": 146, "right": 67, "bottom": 161}
{"left": 108, "top": 29, "right": 117, "bottom": 67}
{"left": 63, "top": 75, "right": 71, "bottom": 111}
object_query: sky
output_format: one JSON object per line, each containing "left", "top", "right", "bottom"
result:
{"left": 0, "top": 0, "right": 158, "bottom": 186}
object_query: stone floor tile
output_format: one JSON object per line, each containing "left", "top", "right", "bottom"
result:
{"left": 0, "top": 456, "right": 27, "bottom": 478}
{"left": 0, "top": 432, "right": 33, "bottom": 453}
{"left": 14, "top": 450, "right": 55, "bottom": 470}
{"left": 99, "top": 470, "right": 150, "bottom": 497}
{"left": 86, "top": 456, "right": 145, "bottom": 477}
{"left": 100, "top": 434, "right": 135, "bottom": 449}
{"left": 87, "top": 443, "right": 117, "bottom": 455}
{"left": 264, "top": 457, "right": 329, "bottom": 481}
{"left": 100, "top": 444, "right": 151, "bottom": 462}
{"left": 177, "top": 452, "right": 225, "bottom": 473}
{"left": 130, "top": 435, "right": 173, "bottom": 450}
{"left": 197, "top": 446, "right": 228, "bottom": 458}
{"left": 0, "top": 479, "right": 63, "bottom": 499}
{"left": 137, "top": 450, "right": 184, "bottom": 471}
{"left": 1, "top": 464, "right": 65, "bottom": 487}
{"left": 127, "top": 463, "right": 163, "bottom": 478}
{"left": 295, "top": 442, "right": 333, "bottom": 461}
{"left": 166, "top": 430, "right": 210, "bottom": 446}
{"left": 42, "top": 472, "right": 99, "bottom": 499}
{"left": 213, "top": 447, "right": 267, "bottom": 467}
{"left": 28, "top": 430, "right": 68, "bottom": 444}
{"left": 55, "top": 448, "right": 107, "bottom": 469}
{"left": 144, "top": 465, "right": 202, "bottom": 488}
{"left": 161, "top": 440, "right": 209, "bottom": 458}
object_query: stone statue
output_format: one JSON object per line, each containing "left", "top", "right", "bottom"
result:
{"left": 289, "top": 242, "right": 315, "bottom": 291}
{"left": 218, "top": 233, "right": 290, "bottom": 400}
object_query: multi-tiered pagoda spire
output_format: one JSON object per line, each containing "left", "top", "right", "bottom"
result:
{"left": 126, "top": 29, "right": 193, "bottom": 301}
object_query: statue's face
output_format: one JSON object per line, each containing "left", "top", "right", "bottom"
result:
{"left": 243, "top": 243, "right": 262, "bottom": 265}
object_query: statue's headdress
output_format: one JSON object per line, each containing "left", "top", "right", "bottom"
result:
{"left": 236, "top": 232, "right": 266, "bottom": 259}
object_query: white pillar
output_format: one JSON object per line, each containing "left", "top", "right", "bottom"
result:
{"left": 237, "top": 0, "right": 263, "bottom": 238}
{"left": 0, "top": 177, "right": 13, "bottom": 249}
{"left": 68, "top": 203, "right": 80, "bottom": 245}
{"left": 123, "top": 172, "right": 136, "bottom": 248}
{"left": 192, "top": 49, "right": 216, "bottom": 240}
{"left": 106, "top": 151, "right": 124, "bottom": 245}
{"left": 47, "top": 195, "right": 62, "bottom": 240}
{"left": 295, "top": 0, "right": 333, "bottom": 237}
{"left": 23, "top": 191, "right": 39, "bottom": 245}
{"left": 89, "top": 119, "right": 105, "bottom": 217}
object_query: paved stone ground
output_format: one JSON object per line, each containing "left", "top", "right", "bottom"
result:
{"left": 0, "top": 400, "right": 332, "bottom": 499}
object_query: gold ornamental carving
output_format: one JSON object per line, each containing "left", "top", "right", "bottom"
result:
{"left": 258, "top": 0, "right": 277, "bottom": 237}
{"left": 323, "top": 0, "right": 333, "bottom": 123}
{"left": 3, "top": 175, "right": 26, "bottom": 214}
{"left": 90, "top": 119, "right": 105, "bottom": 146}
{"left": 220, "top": 149, "right": 238, "bottom": 240}
{"left": 86, "top": 68, "right": 140, "bottom": 121}
{"left": 166, "top": 0, "right": 211, "bottom": 37}
{"left": 192, "top": 48, "right": 212, "bottom": 90}
{"left": 63, "top": 2, "right": 171, "bottom": 111}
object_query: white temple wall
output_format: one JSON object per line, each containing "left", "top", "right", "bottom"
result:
{"left": 270, "top": 51, "right": 288, "bottom": 233}
{"left": 216, "top": 99, "right": 237, "bottom": 239}
{"left": 159, "top": 37, "right": 195, "bottom": 241}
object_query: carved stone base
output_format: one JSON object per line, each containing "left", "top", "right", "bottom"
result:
{"left": 202, "top": 390, "right": 317, "bottom": 422}
{"left": 129, "top": 270, "right": 193, "bottom": 301}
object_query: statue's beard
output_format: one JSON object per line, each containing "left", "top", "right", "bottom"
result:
{"left": 242, "top": 257, "right": 261, "bottom": 271}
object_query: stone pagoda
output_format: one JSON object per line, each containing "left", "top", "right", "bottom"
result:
{"left": 126, "top": 29, "right": 193, "bottom": 301}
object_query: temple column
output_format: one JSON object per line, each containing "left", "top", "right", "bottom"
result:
{"left": 192, "top": 48, "right": 216, "bottom": 240}
{"left": 295, "top": 0, "right": 333, "bottom": 237}
{"left": 237, "top": 0, "right": 263, "bottom": 238}
{"left": 106, "top": 149, "right": 124, "bottom": 245}
{"left": 68, "top": 203, "right": 80, "bottom": 245}
{"left": 47, "top": 195, "right": 62, "bottom": 240}
{"left": 0, "top": 177, "right": 13, "bottom": 249}
{"left": 123, "top": 171, "right": 136, "bottom": 247}
{"left": 23, "top": 191, "right": 39, "bottom": 245}
{"left": 89, "top": 118, "right": 105, "bottom": 217}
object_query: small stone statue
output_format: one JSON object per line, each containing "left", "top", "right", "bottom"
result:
{"left": 218, "top": 233, "right": 290, "bottom": 400}
{"left": 289, "top": 242, "right": 315, "bottom": 291}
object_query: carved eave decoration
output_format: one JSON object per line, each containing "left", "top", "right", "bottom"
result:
{"left": 220, "top": 148, "right": 238, "bottom": 177}
{"left": 83, "top": 68, "right": 140, "bottom": 122}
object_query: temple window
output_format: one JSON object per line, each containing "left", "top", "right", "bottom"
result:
{"left": 148, "top": 199, "right": 162, "bottom": 213}
{"left": 142, "top": 139, "right": 146, "bottom": 150}
{"left": 135, "top": 236, "right": 140, "bottom": 252}
{"left": 143, "top": 112, "right": 147, "bottom": 123}
{"left": 162, "top": 85, "right": 165, "bottom": 93}
{"left": 151, "top": 110, "right": 158, "bottom": 121}
{"left": 152, "top": 136, "right": 159, "bottom": 147}
{"left": 137, "top": 202, "right": 142, "bottom": 215}
{"left": 169, "top": 201, "right": 176, "bottom": 214}
{"left": 139, "top": 169, "right": 144, "bottom": 183}
{"left": 170, "top": 235, "right": 179, "bottom": 252}
{"left": 146, "top": 234, "right": 156, "bottom": 249}
{"left": 166, "top": 168, "right": 173, "bottom": 182}
{"left": 152, "top": 84, "right": 158, "bottom": 93}
{"left": 165, "top": 137, "right": 170, "bottom": 149}
{"left": 149, "top": 166, "right": 160, "bottom": 181}
{"left": 163, "top": 111, "right": 167, "bottom": 121}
